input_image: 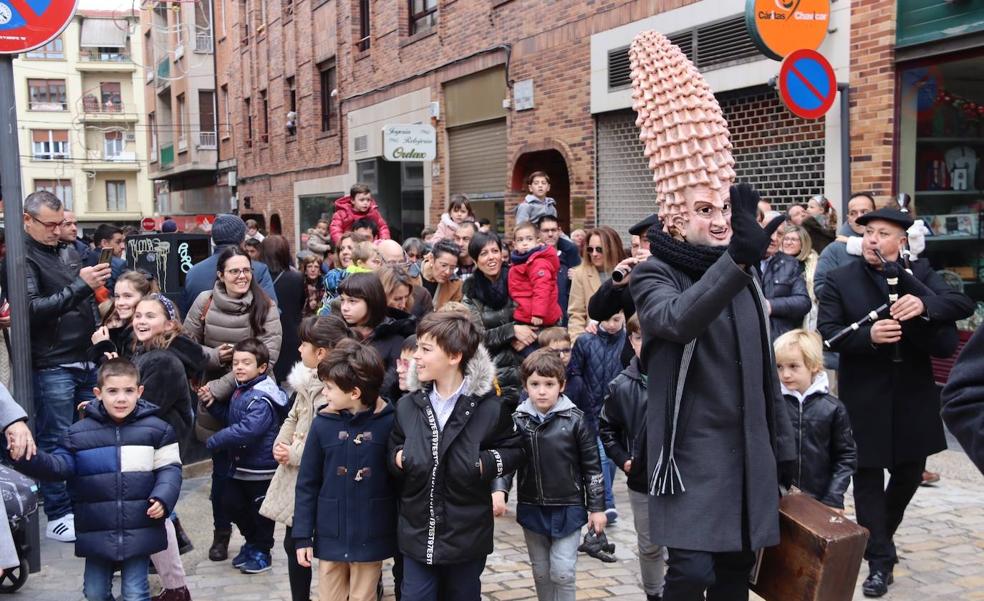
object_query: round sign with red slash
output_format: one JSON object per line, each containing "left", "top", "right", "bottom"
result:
{"left": 777, "top": 49, "right": 837, "bottom": 120}
{"left": 0, "top": 0, "right": 79, "bottom": 55}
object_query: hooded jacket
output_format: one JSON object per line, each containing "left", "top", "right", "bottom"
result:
{"left": 132, "top": 335, "right": 205, "bottom": 448}
{"left": 14, "top": 399, "right": 182, "bottom": 561}
{"left": 329, "top": 195, "right": 391, "bottom": 245}
{"left": 293, "top": 400, "right": 398, "bottom": 562}
{"left": 566, "top": 325, "right": 627, "bottom": 434}
{"left": 509, "top": 245, "right": 562, "bottom": 326}
{"left": 306, "top": 229, "right": 332, "bottom": 256}
{"left": 497, "top": 396, "right": 604, "bottom": 511}
{"left": 599, "top": 356, "right": 649, "bottom": 493}
{"left": 515, "top": 195, "right": 558, "bottom": 226}
{"left": 207, "top": 374, "right": 289, "bottom": 479}
{"left": 428, "top": 213, "right": 461, "bottom": 245}
{"left": 368, "top": 316, "right": 410, "bottom": 403}
{"left": 260, "top": 363, "right": 324, "bottom": 525}
{"left": 387, "top": 346, "right": 525, "bottom": 564}
{"left": 780, "top": 371, "right": 857, "bottom": 509}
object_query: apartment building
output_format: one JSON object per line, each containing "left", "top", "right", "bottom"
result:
{"left": 142, "top": 0, "right": 229, "bottom": 229}
{"left": 12, "top": 8, "right": 153, "bottom": 230}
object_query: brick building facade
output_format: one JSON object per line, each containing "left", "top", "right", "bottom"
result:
{"left": 219, "top": 0, "right": 853, "bottom": 246}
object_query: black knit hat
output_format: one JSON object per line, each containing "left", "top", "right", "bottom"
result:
{"left": 855, "top": 207, "right": 913, "bottom": 230}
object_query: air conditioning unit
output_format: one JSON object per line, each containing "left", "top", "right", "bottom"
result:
{"left": 354, "top": 134, "right": 368, "bottom": 153}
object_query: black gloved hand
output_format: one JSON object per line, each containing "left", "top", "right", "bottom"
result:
{"left": 727, "top": 184, "right": 785, "bottom": 266}
{"left": 778, "top": 460, "right": 797, "bottom": 490}
{"left": 578, "top": 529, "right": 617, "bottom": 563}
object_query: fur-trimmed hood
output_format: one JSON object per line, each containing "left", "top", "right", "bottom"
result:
{"left": 406, "top": 344, "right": 496, "bottom": 398}
{"left": 287, "top": 361, "right": 323, "bottom": 401}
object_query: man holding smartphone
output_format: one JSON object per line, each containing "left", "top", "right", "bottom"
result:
{"left": 81, "top": 224, "right": 127, "bottom": 296}
{"left": 0, "top": 191, "right": 110, "bottom": 543}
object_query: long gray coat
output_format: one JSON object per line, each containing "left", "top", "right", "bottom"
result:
{"left": 630, "top": 253, "right": 795, "bottom": 553}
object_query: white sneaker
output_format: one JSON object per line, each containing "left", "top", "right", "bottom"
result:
{"left": 46, "top": 515, "right": 76, "bottom": 542}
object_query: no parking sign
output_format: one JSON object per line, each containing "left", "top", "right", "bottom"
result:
{"left": 0, "top": 0, "right": 79, "bottom": 54}
{"left": 777, "top": 49, "right": 836, "bottom": 120}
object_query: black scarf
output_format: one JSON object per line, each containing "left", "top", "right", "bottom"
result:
{"left": 470, "top": 267, "right": 510, "bottom": 310}
{"left": 647, "top": 226, "right": 727, "bottom": 277}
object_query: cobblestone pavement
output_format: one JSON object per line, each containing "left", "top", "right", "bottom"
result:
{"left": 20, "top": 449, "right": 984, "bottom": 601}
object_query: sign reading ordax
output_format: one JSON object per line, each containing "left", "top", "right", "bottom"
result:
{"left": 382, "top": 124, "right": 436, "bottom": 162}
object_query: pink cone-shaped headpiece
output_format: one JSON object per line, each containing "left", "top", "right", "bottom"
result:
{"left": 630, "top": 30, "right": 736, "bottom": 224}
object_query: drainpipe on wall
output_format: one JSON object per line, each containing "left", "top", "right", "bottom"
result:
{"left": 838, "top": 82, "right": 851, "bottom": 207}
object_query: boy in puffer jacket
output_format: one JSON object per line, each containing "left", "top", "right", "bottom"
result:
{"left": 774, "top": 329, "right": 857, "bottom": 509}
{"left": 14, "top": 358, "right": 182, "bottom": 601}
{"left": 509, "top": 221, "right": 561, "bottom": 329}
{"left": 206, "top": 338, "right": 289, "bottom": 575}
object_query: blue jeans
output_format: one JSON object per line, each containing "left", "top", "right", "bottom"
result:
{"left": 83, "top": 555, "right": 150, "bottom": 601}
{"left": 523, "top": 528, "right": 580, "bottom": 601}
{"left": 33, "top": 365, "right": 96, "bottom": 520}
{"left": 596, "top": 438, "right": 616, "bottom": 510}
{"left": 401, "top": 556, "right": 486, "bottom": 601}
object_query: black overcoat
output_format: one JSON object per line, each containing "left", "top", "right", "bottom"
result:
{"left": 817, "top": 258, "right": 974, "bottom": 469}
{"left": 630, "top": 253, "right": 795, "bottom": 553}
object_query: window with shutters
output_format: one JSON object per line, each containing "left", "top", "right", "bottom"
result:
{"left": 32, "top": 130, "right": 70, "bottom": 160}
{"left": 28, "top": 79, "right": 67, "bottom": 111}
{"left": 244, "top": 97, "right": 253, "bottom": 147}
{"left": 100, "top": 82, "right": 122, "bottom": 111}
{"left": 35, "top": 179, "right": 73, "bottom": 210}
{"left": 104, "top": 131, "right": 124, "bottom": 158}
{"left": 260, "top": 89, "right": 269, "bottom": 143}
{"left": 106, "top": 180, "right": 127, "bottom": 212}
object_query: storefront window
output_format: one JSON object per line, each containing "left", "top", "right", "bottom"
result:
{"left": 898, "top": 54, "right": 984, "bottom": 332}
{"left": 298, "top": 194, "right": 341, "bottom": 247}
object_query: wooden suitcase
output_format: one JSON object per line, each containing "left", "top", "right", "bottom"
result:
{"left": 750, "top": 490, "right": 869, "bottom": 601}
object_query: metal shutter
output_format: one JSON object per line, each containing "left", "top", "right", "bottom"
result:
{"left": 447, "top": 119, "right": 507, "bottom": 200}
{"left": 596, "top": 111, "right": 658, "bottom": 239}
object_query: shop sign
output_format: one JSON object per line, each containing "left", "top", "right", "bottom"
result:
{"left": 0, "top": 0, "right": 78, "bottom": 54}
{"left": 777, "top": 49, "right": 836, "bottom": 120}
{"left": 382, "top": 124, "right": 436, "bottom": 162}
{"left": 745, "top": 0, "right": 830, "bottom": 61}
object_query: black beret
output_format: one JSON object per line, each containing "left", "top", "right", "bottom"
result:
{"left": 855, "top": 207, "right": 914, "bottom": 230}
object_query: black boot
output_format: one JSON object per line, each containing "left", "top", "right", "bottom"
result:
{"left": 862, "top": 570, "right": 893, "bottom": 598}
{"left": 173, "top": 518, "right": 194, "bottom": 555}
{"left": 208, "top": 528, "right": 231, "bottom": 562}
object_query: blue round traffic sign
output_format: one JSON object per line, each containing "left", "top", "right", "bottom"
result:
{"left": 778, "top": 49, "right": 837, "bottom": 120}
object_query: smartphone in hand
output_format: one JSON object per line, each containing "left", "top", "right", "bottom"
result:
{"left": 98, "top": 248, "right": 113, "bottom": 265}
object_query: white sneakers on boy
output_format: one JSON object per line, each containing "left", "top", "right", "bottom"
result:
{"left": 46, "top": 514, "right": 76, "bottom": 542}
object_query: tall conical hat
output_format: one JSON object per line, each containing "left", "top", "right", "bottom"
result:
{"left": 630, "top": 30, "right": 736, "bottom": 224}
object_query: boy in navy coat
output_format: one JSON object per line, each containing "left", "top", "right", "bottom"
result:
{"left": 14, "top": 358, "right": 182, "bottom": 601}
{"left": 293, "top": 339, "right": 397, "bottom": 601}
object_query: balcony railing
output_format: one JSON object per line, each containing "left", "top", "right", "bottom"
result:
{"left": 198, "top": 131, "right": 217, "bottom": 149}
{"left": 195, "top": 32, "right": 213, "bottom": 53}
{"left": 79, "top": 48, "right": 131, "bottom": 62}
{"left": 160, "top": 144, "right": 174, "bottom": 167}
{"left": 83, "top": 97, "right": 124, "bottom": 113}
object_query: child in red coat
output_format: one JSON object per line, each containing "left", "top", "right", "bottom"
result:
{"left": 509, "top": 221, "right": 561, "bottom": 328}
{"left": 329, "top": 183, "right": 391, "bottom": 245}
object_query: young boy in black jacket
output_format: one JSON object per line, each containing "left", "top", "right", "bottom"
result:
{"left": 599, "top": 314, "right": 664, "bottom": 601}
{"left": 498, "top": 349, "right": 606, "bottom": 601}
{"left": 388, "top": 312, "right": 525, "bottom": 600}
{"left": 774, "top": 329, "right": 857, "bottom": 509}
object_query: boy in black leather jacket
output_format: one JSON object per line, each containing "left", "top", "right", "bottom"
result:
{"left": 497, "top": 349, "right": 606, "bottom": 601}
{"left": 599, "top": 314, "right": 664, "bottom": 601}
{"left": 774, "top": 329, "right": 857, "bottom": 509}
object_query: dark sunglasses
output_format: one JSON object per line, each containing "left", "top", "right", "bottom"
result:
{"left": 587, "top": 246, "right": 604, "bottom": 254}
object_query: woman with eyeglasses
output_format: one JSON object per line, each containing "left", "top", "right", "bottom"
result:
{"left": 567, "top": 226, "right": 627, "bottom": 341}
{"left": 461, "top": 232, "right": 536, "bottom": 410}
{"left": 780, "top": 225, "right": 820, "bottom": 331}
{"left": 183, "top": 245, "right": 283, "bottom": 563}
{"left": 378, "top": 265, "right": 420, "bottom": 338}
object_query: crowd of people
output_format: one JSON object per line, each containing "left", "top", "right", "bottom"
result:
{"left": 0, "top": 169, "right": 980, "bottom": 601}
